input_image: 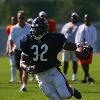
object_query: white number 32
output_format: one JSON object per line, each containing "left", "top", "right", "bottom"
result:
{"left": 31, "top": 44, "right": 48, "bottom": 61}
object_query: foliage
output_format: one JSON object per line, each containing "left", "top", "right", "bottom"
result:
{"left": 0, "top": 0, "right": 100, "bottom": 24}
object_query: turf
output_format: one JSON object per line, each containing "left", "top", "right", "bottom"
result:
{"left": 0, "top": 53, "right": 100, "bottom": 100}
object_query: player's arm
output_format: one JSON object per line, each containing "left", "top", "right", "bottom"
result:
{"left": 8, "top": 29, "right": 15, "bottom": 56}
{"left": 5, "top": 39, "right": 9, "bottom": 56}
{"left": 20, "top": 52, "right": 36, "bottom": 74}
{"left": 20, "top": 52, "right": 31, "bottom": 69}
{"left": 8, "top": 39, "right": 14, "bottom": 55}
{"left": 63, "top": 41, "right": 77, "bottom": 51}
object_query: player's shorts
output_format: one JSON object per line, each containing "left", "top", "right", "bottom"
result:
{"left": 14, "top": 49, "right": 22, "bottom": 69}
{"left": 36, "top": 67, "right": 73, "bottom": 99}
{"left": 78, "top": 53, "right": 93, "bottom": 64}
{"left": 62, "top": 50, "right": 78, "bottom": 62}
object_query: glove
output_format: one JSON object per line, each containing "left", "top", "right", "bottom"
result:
{"left": 63, "top": 41, "right": 77, "bottom": 51}
{"left": 75, "top": 44, "right": 93, "bottom": 59}
{"left": 26, "top": 66, "right": 35, "bottom": 74}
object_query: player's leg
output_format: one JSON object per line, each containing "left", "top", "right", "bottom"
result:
{"left": 14, "top": 49, "right": 22, "bottom": 83}
{"left": 15, "top": 49, "right": 28, "bottom": 91}
{"left": 81, "top": 64, "right": 89, "bottom": 83}
{"left": 81, "top": 64, "right": 94, "bottom": 83}
{"left": 54, "top": 68, "right": 82, "bottom": 99}
{"left": 72, "top": 61, "right": 78, "bottom": 81}
{"left": 53, "top": 68, "right": 72, "bottom": 99}
{"left": 63, "top": 62, "right": 69, "bottom": 76}
{"left": 35, "top": 73, "right": 61, "bottom": 100}
{"left": 62, "top": 50, "right": 70, "bottom": 77}
{"left": 72, "top": 51, "right": 78, "bottom": 81}
{"left": 20, "top": 69, "right": 28, "bottom": 91}
{"left": 9, "top": 55, "right": 16, "bottom": 83}
{"left": 42, "top": 83, "right": 61, "bottom": 100}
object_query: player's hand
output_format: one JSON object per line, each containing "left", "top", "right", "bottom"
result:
{"left": 63, "top": 41, "right": 77, "bottom": 51}
{"left": 26, "top": 66, "right": 35, "bottom": 74}
{"left": 9, "top": 50, "right": 14, "bottom": 56}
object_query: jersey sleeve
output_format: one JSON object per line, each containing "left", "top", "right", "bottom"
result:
{"left": 56, "top": 33, "right": 67, "bottom": 51}
{"left": 20, "top": 35, "right": 31, "bottom": 55}
{"left": 56, "top": 33, "right": 76, "bottom": 51}
{"left": 9, "top": 27, "right": 15, "bottom": 41}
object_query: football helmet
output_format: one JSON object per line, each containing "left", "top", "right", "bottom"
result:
{"left": 30, "top": 17, "right": 48, "bottom": 40}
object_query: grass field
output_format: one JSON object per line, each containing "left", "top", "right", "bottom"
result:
{"left": 0, "top": 53, "right": 100, "bottom": 100}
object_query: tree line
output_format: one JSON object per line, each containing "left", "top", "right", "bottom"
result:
{"left": 0, "top": 0, "right": 100, "bottom": 25}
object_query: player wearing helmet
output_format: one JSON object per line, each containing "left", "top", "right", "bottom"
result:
{"left": 20, "top": 17, "right": 82, "bottom": 100}
{"left": 39, "top": 11, "right": 57, "bottom": 33}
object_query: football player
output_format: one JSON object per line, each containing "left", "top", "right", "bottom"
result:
{"left": 39, "top": 11, "right": 57, "bottom": 33}
{"left": 61, "top": 12, "right": 80, "bottom": 81}
{"left": 75, "top": 14, "right": 97, "bottom": 83}
{"left": 20, "top": 17, "right": 82, "bottom": 100}
{"left": 5, "top": 16, "right": 17, "bottom": 83}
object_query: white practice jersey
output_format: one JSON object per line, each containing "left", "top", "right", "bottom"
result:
{"left": 75, "top": 24, "right": 97, "bottom": 48}
{"left": 9, "top": 23, "right": 30, "bottom": 50}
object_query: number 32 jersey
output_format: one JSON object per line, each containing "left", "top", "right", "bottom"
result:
{"left": 20, "top": 33, "right": 66, "bottom": 73}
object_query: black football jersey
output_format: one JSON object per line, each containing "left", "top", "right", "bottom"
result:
{"left": 20, "top": 33, "right": 67, "bottom": 73}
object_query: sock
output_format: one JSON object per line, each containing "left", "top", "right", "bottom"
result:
{"left": 11, "top": 66, "right": 16, "bottom": 81}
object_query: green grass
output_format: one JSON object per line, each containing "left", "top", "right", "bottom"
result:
{"left": 0, "top": 53, "right": 100, "bottom": 100}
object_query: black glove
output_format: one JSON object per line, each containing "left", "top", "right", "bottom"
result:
{"left": 75, "top": 44, "right": 93, "bottom": 59}
{"left": 63, "top": 41, "right": 77, "bottom": 51}
{"left": 26, "top": 66, "right": 35, "bottom": 74}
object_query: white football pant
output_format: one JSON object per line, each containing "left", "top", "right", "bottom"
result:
{"left": 36, "top": 67, "right": 73, "bottom": 100}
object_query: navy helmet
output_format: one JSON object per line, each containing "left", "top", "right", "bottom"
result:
{"left": 30, "top": 17, "right": 48, "bottom": 40}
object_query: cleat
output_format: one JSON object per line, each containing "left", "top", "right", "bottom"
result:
{"left": 20, "top": 87, "right": 27, "bottom": 92}
{"left": 88, "top": 77, "right": 94, "bottom": 84}
{"left": 73, "top": 88, "right": 82, "bottom": 99}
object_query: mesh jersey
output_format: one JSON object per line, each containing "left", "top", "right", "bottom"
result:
{"left": 61, "top": 22, "right": 80, "bottom": 42}
{"left": 20, "top": 33, "right": 66, "bottom": 73}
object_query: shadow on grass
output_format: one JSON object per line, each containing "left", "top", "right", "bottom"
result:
{"left": 68, "top": 80, "right": 100, "bottom": 84}
{"left": 82, "top": 91, "right": 100, "bottom": 93}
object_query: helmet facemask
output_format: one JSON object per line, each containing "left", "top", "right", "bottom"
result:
{"left": 30, "top": 17, "right": 48, "bottom": 40}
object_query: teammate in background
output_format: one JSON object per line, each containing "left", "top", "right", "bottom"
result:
{"left": 20, "top": 17, "right": 82, "bottom": 100}
{"left": 75, "top": 14, "right": 97, "bottom": 83}
{"left": 9, "top": 10, "right": 30, "bottom": 91}
{"left": 5, "top": 16, "right": 17, "bottom": 83}
{"left": 61, "top": 12, "right": 80, "bottom": 81}
{"left": 27, "top": 18, "right": 33, "bottom": 25}
{"left": 39, "top": 11, "right": 57, "bottom": 33}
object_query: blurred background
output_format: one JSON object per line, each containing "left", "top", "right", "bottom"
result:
{"left": 0, "top": 0, "right": 100, "bottom": 54}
